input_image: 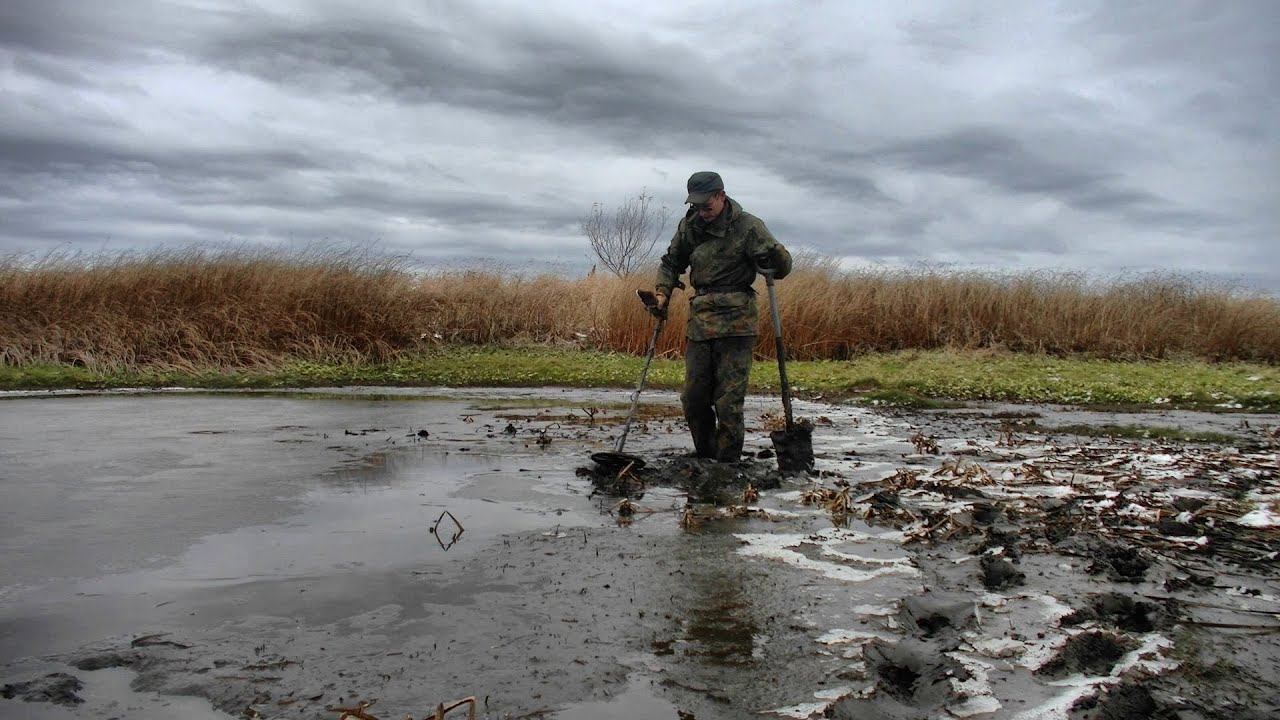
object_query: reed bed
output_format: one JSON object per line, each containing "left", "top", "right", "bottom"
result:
{"left": 2, "top": 248, "right": 1277, "bottom": 371}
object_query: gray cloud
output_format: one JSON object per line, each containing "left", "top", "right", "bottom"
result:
{"left": 874, "top": 128, "right": 1108, "bottom": 195}
{"left": 0, "top": 0, "right": 1275, "bottom": 290}
{"left": 0, "top": 134, "right": 319, "bottom": 179}
{"left": 0, "top": 0, "right": 212, "bottom": 62}
{"left": 197, "top": 20, "right": 777, "bottom": 156}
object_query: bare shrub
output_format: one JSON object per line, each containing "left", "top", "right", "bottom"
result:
{"left": 581, "top": 191, "right": 671, "bottom": 278}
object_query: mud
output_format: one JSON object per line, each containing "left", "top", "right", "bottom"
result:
{"left": 0, "top": 388, "right": 1277, "bottom": 719}
{"left": 2, "top": 672, "right": 84, "bottom": 705}
{"left": 900, "top": 593, "right": 977, "bottom": 638}
{"left": 1086, "top": 542, "right": 1154, "bottom": 583}
{"left": 582, "top": 454, "right": 784, "bottom": 505}
{"left": 980, "top": 555, "right": 1026, "bottom": 591}
{"left": 1035, "top": 631, "right": 1138, "bottom": 678}
{"left": 1071, "top": 683, "right": 1177, "bottom": 720}
{"left": 1061, "top": 593, "right": 1169, "bottom": 633}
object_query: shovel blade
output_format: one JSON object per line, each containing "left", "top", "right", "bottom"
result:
{"left": 770, "top": 423, "right": 814, "bottom": 473}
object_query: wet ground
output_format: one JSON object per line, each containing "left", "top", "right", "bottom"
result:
{"left": 0, "top": 387, "right": 1277, "bottom": 719}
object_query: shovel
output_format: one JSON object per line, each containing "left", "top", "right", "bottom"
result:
{"left": 760, "top": 268, "right": 814, "bottom": 473}
{"left": 591, "top": 281, "right": 684, "bottom": 474}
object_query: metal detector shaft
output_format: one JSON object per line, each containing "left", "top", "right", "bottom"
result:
{"left": 615, "top": 317, "right": 664, "bottom": 452}
{"left": 615, "top": 283, "right": 682, "bottom": 453}
{"left": 762, "top": 271, "right": 795, "bottom": 431}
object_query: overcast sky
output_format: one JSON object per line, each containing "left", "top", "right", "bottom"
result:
{"left": 2, "top": 1, "right": 1276, "bottom": 287}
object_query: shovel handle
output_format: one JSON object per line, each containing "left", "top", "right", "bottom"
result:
{"left": 760, "top": 270, "right": 794, "bottom": 431}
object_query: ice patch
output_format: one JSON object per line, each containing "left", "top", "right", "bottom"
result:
{"left": 1009, "top": 681, "right": 1095, "bottom": 720}
{"left": 1012, "top": 634, "right": 1177, "bottom": 719}
{"left": 1118, "top": 503, "right": 1160, "bottom": 521}
{"left": 1237, "top": 507, "right": 1279, "bottom": 527}
{"left": 820, "top": 545, "right": 913, "bottom": 566}
{"left": 1225, "top": 586, "right": 1280, "bottom": 604}
{"left": 816, "top": 628, "right": 895, "bottom": 645}
{"left": 993, "top": 484, "right": 1076, "bottom": 499}
{"left": 762, "top": 685, "right": 869, "bottom": 718}
{"left": 814, "top": 685, "right": 856, "bottom": 701}
{"left": 762, "top": 701, "right": 828, "bottom": 718}
{"left": 1168, "top": 488, "right": 1216, "bottom": 499}
{"left": 735, "top": 530, "right": 920, "bottom": 583}
{"left": 850, "top": 604, "right": 897, "bottom": 616}
{"left": 966, "top": 637, "right": 1028, "bottom": 659}
{"left": 1018, "top": 632, "right": 1070, "bottom": 671}
{"left": 980, "top": 592, "right": 1073, "bottom": 624}
{"left": 946, "top": 653, "right": 1001, "bottom": 717}
{"left": 948, "top": 694, "right": 1002, "bottom": 717}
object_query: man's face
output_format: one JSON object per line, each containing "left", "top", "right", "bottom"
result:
{"left": 692, "top": 190, "right": 725, "bottom": 221}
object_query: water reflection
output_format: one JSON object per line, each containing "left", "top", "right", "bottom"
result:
{"left": 681, "top": 569, "right": 760, "bottom": 667}
{"left": 318, "top": 446, "right": 495, "bottom": 489}
{"left": 662, "top": 528, "right": 764, "bottom": 671}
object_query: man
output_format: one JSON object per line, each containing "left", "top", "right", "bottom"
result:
{"left": 654, "top": 171, "right": 792, "bottom": 463}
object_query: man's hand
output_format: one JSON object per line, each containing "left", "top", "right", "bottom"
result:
{"left": 637, "top": 289, "right": 668, "bottom": 318}
{"left": 646, "top": 281, "right": 681, "bottom": 318}
{"left": 648, "top": 291, "right": 669, "bottom": 319}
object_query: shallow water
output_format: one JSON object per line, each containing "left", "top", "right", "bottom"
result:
{"left": 1, "top": 388, "right": 1276, "bottom": 718}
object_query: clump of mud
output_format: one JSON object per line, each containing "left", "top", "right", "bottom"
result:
{"left": 900, "top": 593, "right": 977, "bottom": 638}
{"left": 1, "top": 672, "right": 85, "bottom": 706}
{"left": 579, "top": 455, "right": 783, "bottom": 504}
{"left": 979, "top": 554, "right": 1025, "bottom": 590}
{"left": 1070, "top": 682, "right": 1179, "bottom": 720}
{"left": 829, "top": 638, "right": 989, "bottom": 718}
{"left": 71, "top": 652, "right": 139, "bottom": 671}
{"left": 1061, "top": 593, "right": 1171, "bottom": 633}
{"left": 1081, "top": 541, "right": 1152, "bottom": 583}
{"left": 975, "top": 526, "right": 1022, "bottom": 560}
{"left": 1035, "top": 631, "right": 1138, "bottom": 678}
{"left": 865, "top": 639, "right": 972, "bottom": 704}
{"left": 968, "top": 501, "right": 1001, "bottom": 525}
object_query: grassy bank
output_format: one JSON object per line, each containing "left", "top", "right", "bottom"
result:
{"left": 5, "top": 347, "right": 1278, "bottom": 411}
{"left": 4, "top": 248, "right": 1280, "bottom": 368}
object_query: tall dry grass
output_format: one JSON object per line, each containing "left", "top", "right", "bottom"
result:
{"left": 2, "top": 248, "right": 1277, "bottom": 371}
{"left": 770, "top": 255, "right": 1280, "bottom": 362}
{"left": 0, "top": 247, "right": 425, "bottom": 371}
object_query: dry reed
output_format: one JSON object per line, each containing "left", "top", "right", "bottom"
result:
{"left": 2, "top": 248, "right": 1276, "bottom": 371}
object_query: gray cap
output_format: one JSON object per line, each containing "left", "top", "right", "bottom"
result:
{"left": 684, "top": 171, "right": 724, "bottom": 204}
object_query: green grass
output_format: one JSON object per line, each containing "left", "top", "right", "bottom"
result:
{"left": 780, "top": 350, "right": 1280, "bottom": 410}
{"left": 3, "top": 346, "right": 1279, "bottom": 411}
{"left": 1034, "top": 423, "right": 1243, "bottom": 444}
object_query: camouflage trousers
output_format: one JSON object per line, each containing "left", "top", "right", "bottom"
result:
{"left": 682, "top": 336, "right": 754, "bottom": 462}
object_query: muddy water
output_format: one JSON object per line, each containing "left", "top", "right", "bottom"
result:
{"left": 1, "top": 388, "right": 1277, "bottom": 719}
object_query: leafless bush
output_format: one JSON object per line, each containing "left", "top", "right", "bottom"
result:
{"left": 580, "top": 190, "right": 671, "bottom": 278}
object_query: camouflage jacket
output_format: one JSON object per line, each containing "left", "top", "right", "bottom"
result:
{"left": 656, "top": 197, "right": 792, "bottom": 341}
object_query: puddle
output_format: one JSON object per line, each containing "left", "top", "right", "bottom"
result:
{"left": 550, "top": 674, "right": 682, "bottom": 719}
{"left": 1, "top": 664, "right": 225, "bottom": 720}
